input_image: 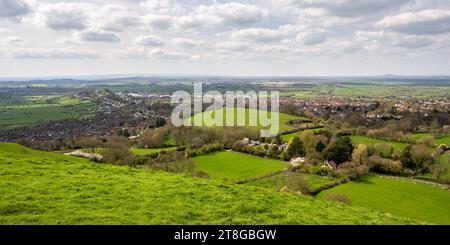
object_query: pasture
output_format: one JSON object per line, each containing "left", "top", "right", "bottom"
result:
{"left": 280, "top": 128, "right": 324, "bottom": 142}
{"left": 317, "top": 175, "right": 450, "bottom": 224}
{"left": 349, "top": 136, "right": 408, "bottom": 153}
{"left": 409, "top": 133, "right": 450, "bottom": 145}
{"left": 0, "top": 95, "right": 95, "bottom": 130}
{"left": 130, "top": 147, "right": 177, "bottom": 155}
{"left": 245, "top": 172, "right": 334, "bottom": 191}
{"left": 188, "top": 108, "right": 310, "bottom": 133}
{"left": 192, "top": 151, "right": 288, "bottom": 181}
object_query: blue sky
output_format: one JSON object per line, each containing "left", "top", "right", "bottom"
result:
{"left": 1, "top": 0, "right": 449, "bottom": 77}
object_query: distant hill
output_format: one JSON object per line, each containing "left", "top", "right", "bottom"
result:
{"left": 0, "top": 143, "right": 417, "bottom": 224}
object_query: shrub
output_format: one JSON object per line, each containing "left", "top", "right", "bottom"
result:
{"left": 323, "top": 193, "right": 351, "bottom": 205}
{"left": 333, "top": 162, "right": 369, "bottom": 180}
{"left": 147, "top": 151, "right": 195, "bottom": 173}
{"left": 367, "top": 155, "right": 403, "bottom": 175}
{"left": 192, "top": 170, "right": 210, "bottom": 179}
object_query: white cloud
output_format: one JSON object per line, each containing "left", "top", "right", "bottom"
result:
{"left": 7, "top": 48, "right": 100, "bottom": 59}
{"left": 294, "top": 0, "right": 412, "bottom": 18}
{"left": 297, "top": 30, "right": 328, "bottom": 45}
{"left": 171, "top": 37, "right": 202, "bottom": 48}
{"left": 133, "top": 35, "right": 164, "bottom": 46}
{"left": 394, "top": 36, "right": 434, "bottom": 48}
{"left": 34, "top": 2, "right": 94, "bottom": 30}
{"left": 74, "top": 29, "right": 121, "bottom": 43}
{"left": 377, "top": 9, "right": 450, "bottom": 35}
{"left": 214, "top": 41, "right": 250, "bottom": 52}
{"left": 91, "top": 4, "right": 140, "bottom": 32}
{"left": 140, "top": 0, "right": 184, "bottom": 15}
{"left": 0, "top": 27, "right": 12, "bottom": 34}
{"left": 174, "top": 15, "right": 202, "bottom": 29}
{"left": 148, "top": 48, "right": 191, "bottom": 60}
{"left": 194, "top": 2, "right": 268, "bottom": 26}
{"left": 108, "top": 47, "right": 148, "bottom": 59}
{"left": 0, "top": 0, "right": 30, "bottom": 19}
{"left": 1, "top": 35, "right": 25, "bottom": 45}
{"left": 230, "top": 28, "right": 285, "bottom": 43}
{"left": 142, "top": 14, "right": 172, "bottom": 30}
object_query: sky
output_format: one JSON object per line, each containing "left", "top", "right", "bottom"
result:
{"left": 0, "top": 0, "right": 450, "bottom": 77}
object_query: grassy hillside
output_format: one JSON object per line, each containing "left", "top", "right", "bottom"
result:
{"left": 318, "top": 175, "right": 450, "bottom": 224}
{"left": 188, "top": 108, "right": 310, "bottom": 132}
{"left": 0, "top": 143, "right": 416, "bottom": 225}
{"left": 192, "top": 151, "right": 288, "bottom": 180}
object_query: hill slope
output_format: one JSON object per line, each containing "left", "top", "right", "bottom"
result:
{"left": 0, "top": 143, "right": 418, "bottom": 224}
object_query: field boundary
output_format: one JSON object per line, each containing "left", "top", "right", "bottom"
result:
{"left": 233, "top": 168, "right": 291, "bottom": 184}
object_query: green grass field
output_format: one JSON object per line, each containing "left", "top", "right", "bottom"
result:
{"left": 0, "top": 143, "right": 416, "bottom": 224}
{"left": 245, "top": 172, "right": 334, "bottom": 191}
{"left": 129, "top": 147, "right": 177, "bottom": 155}
{"left": 318, "top": 175, "right": 450, "bottom": 224}
{"left": 409, "top": 133, "right": 450, "bottom": 145}
{"left": 350, "top": 136, "right": 408, "bottom": 153}
{"left": 280, "top": 128, "right": 324, "bottom": 142}
{"left": 192, "top": 151, "right": 289, "bottom": 180}
{"left": 188, "top": 108, "right": 310, "bottom": 133}
{"left": 0, "top": 95, "right": 95, "bottom": 130}
{"left": 435, "top": 135, "right": 450, "bottom": 145}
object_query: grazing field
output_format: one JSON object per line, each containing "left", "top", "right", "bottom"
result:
{"left": 281, "top": 84, "right": 450, "bottom": 100}
{"left": 130, "top": 147, "right": 177, "bottom": 155}
{"left": 245, "top": 172, "right": 334, "bottom": 191}
{"left": 435, "top": 135, "right": 450, "bottom": 145}
{"left": 0, "top": 143, "right": 416, "bottom": 225}
{"left": 0, "top": 95, "right": 95, "bottom": 130}
{"left": 409, "top": 133, "right": 450, "bottom": 145}
{"left": 280, "top": 128, "right": 324, "bottom": 142}
{"left": 317, "top": 175, "right": 450, "bottom": 224}
{"left": 350, "top": 136, "right": 408, "bottom": 153}
{"left": 188, "top": 108, "right": 310, "bottom": 133}
{"left": 192, "top": 151, "right": 288, "bottom": 180}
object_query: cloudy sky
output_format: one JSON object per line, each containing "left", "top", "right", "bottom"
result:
{"left": 0, "top": 0, "right": 449, "bottom": 77}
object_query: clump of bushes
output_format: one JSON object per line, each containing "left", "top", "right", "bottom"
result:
{"left": 146, "top": 151, "right": 195, "bottom": 173}
{"left": 367, "top": 155, "right": 403, "bottom": 175}
{"left": 323, "top": 193, "right": 351, "bottom": 205}
{"left": 102, "top": 136, "right": 135, "bottom": 165}
{"left": 192, "top": 170, "right": 210, "bottom": 179}
{"left": 332, "top": 162, "right": 369, "bottom": 180}
{"left": 185, "top": 143, "right": 224, "bottom": 157}
{"left": 287, "top": 174, "right": 311, "bottom": 194}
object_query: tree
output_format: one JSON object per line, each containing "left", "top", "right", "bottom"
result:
{"left": 401, "top": 145, "right": 433, "bottom": 174}
{"left": 400, "top": 146, "right": 414, "bottom": 169}
{"left": 315, "top": 141, "right": 326, "bottom": 153}
{"left": 155, "top": 117, "right": 166, "bottom": 128}
{"left": 284, "top": 137, "right": 305, "bottom": 159}
{"left": 321, "top": 137, "right": 354, "bottom": 164}
{"left": 410, "top": 144, "right": 433, "bottom": 174}
{"left": 352, "top": 144, "right": 368, "bottom": 165}
{"left": 431, "top": 162, "right": 447, "bottom": 181}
